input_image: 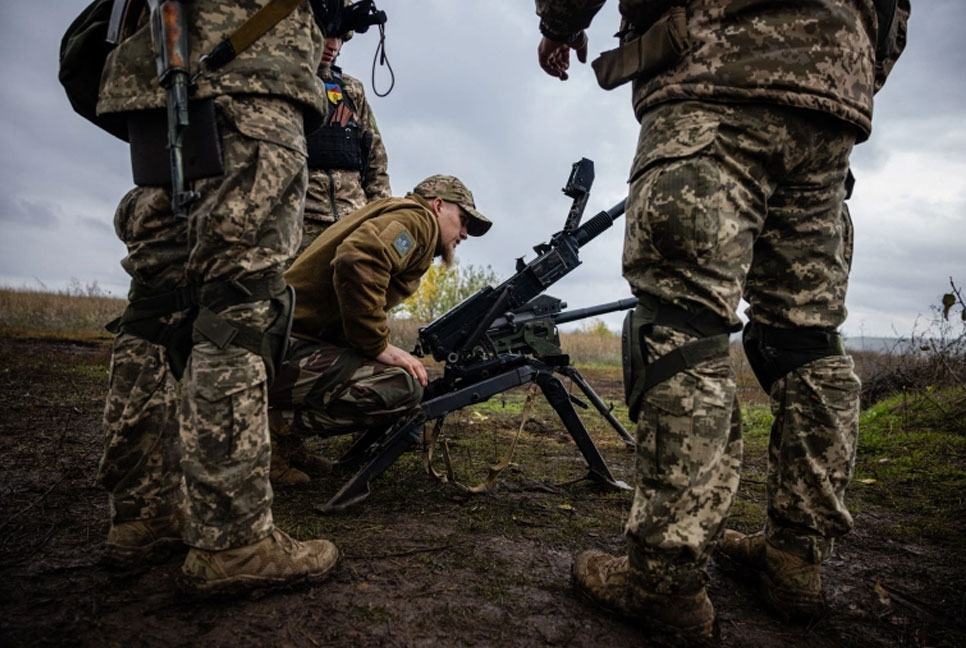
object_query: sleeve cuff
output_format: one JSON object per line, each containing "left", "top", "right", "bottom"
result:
{"left": 539, "top": 21, "right": 583, "bottom": 44}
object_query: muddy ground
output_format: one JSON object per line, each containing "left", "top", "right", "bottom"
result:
{"left": 1, "top": 336, "right": 963, "bottom": 647}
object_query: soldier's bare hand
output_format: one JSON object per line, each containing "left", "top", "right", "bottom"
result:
{"left": 375, "top": 343, "right": 428, "bottom": 387}
{"left": 538, "top": 32, "right": 588, "bottom": 81}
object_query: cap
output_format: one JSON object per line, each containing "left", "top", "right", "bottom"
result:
{"left": 412, "top": 174, "right": 492, "bottom": 236}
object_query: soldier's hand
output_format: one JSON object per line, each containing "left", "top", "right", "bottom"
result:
{"left": 375, "top": 343, "right": 428, "bottom": 387}
{"left": 538, "top": 32, "right": 588, "bottom": 81}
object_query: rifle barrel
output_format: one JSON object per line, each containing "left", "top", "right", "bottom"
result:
{"left": 553, "top": 297, "right": 638, "bottom": 326}
{"left": 574, "top": 198, "right": 626, "bottom": 247}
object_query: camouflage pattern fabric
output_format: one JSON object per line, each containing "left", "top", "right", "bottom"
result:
{"left": 622, "top": 100, "right": 861, "bottom": 585}
{"left": 765, "top": 354, "right": 860, "bottom": 563}
{"left": 97, "top": 93, "right": 309, "bottom": 551}
{"left": 180, "top": 95, "right": 307, "bottom": 550}
{"left": 98, "top": 187, "right": 187, "bottom": 525}
{"left": 96, "top": 0, "right": 327, "bottom": 126}
{"left": 268, "top": 338, "right": 423, "bottom": 437}
{"left": 302, "top": 69, "right": 391, "bottom": 252}
{"left": 536, "top": 0, "right": 895, "bottom": 140}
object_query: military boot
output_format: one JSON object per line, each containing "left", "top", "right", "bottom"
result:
{"left": 270, "top": 436, "right": 311, "bottom": 486}
{"left": 179, "top": 528, "right": 339, "bottom": 598}
{"left": 287, "top": 438, "right": 333, "bottom": 475}
{"left": 714, "top": 530, "right": 825, "bottom": 622}
{"left": 572, "top": 550, "right": 715, "bottom": 646}
{"left": 103, "top": 514, "right": 183, "bottom": 568}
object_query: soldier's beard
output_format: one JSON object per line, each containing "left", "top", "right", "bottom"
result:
{"left": 437, "top": 241, "right": 456, "bottom": 268}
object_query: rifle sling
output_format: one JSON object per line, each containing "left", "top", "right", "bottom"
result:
{"left": 202, "top": 0, "right": 305, "bottom": 72}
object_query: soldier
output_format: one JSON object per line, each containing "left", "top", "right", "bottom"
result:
{"left": 534, "top": 0, "right": 909, "bottom": 642}
{"left": 95, "top": 0, "right": 341, "bottom": 597}
{"left": 301, "top": 20, "right": 391, "bottom": 252}
{"left": 267, "top": 175, "right": 491, "bottom": 484}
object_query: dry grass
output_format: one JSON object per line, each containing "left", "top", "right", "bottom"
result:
{"left": 0, "top": 286, "right": 124, "bottom": 341}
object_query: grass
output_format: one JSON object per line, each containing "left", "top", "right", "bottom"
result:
{"left": 0, "top": 286, "right": 123, "bottom": 341}
{"left": 725, "top": 389, "right": 966, "bottom": 549}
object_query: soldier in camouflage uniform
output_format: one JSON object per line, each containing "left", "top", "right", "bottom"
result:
{"left": 301, "top": 22, "right": 391, "bottom": 252}
{"left": 267, "top": 176, "right": 491, "bottom": 484}
{"left": 534, "top": 0, "right": 909, "bottom": 641}
{"left": 95, "top": 0, "right": 340, "bottom": 597}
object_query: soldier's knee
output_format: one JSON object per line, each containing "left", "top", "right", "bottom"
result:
{"left": 623, "top": 295, "right": 738, "bottom": 422}
{"left": 742, "top": 321, "right": 848, "bottom": 394}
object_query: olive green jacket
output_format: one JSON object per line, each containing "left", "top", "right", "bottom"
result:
{"left": 286, "top": 194, "right": 439, "bottom": 357}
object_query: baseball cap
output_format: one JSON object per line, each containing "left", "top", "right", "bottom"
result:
{"left": 412, "top": 174, "right": 492, "bottom": 236}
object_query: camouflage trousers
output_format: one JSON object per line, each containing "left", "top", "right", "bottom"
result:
{"left": 98, "top": 95, "right": 307, "bottom": 551}
{"left": 622, "top": 101, "right": 861, "bottom": 587}
{"left": 268, "top": 337, "right": 423, "bottom": 439}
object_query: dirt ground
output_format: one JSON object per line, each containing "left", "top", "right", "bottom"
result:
{"left": 1, "top": 336, "right": 964, "bottom": 647}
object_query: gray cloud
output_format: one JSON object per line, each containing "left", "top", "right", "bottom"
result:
{"left": 0, "top": 1, "right": 962, "bottom": 338}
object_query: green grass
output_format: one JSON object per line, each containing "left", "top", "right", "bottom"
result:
{"left": 725, "top": 390, "right": 966, "bottom": 547}
{"left": 851, "top": 387, "right": 966, "bottom": 543}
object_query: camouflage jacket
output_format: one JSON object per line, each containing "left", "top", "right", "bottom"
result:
{"left": 286, "top": 194, "right": 439, "bottom": 357}
{"left": 536, "top": 0, "right": 910, "bottom": 140}
{"left": 305, "top": 67, "right": 391, "bottom": 225}
{"left": 97, "top": 0, "right": 326, "bottom": 127}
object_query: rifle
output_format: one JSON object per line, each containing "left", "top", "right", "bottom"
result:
{"left": 317, "top": 158, "right": 634, "bottom": 513}
{"left": 108, "top": 0, "right": 198, "bottom": 218}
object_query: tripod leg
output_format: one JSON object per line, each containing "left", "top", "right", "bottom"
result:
{"left": 316, "top": 417, "right": 423, "bottom": 513}
{"left": 536, "top": 371, "right": 630, "bottom": 490}
{"left": 562, "top": 366, "right": 635, "bottom": 447}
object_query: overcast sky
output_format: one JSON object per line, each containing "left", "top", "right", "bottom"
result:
{"left": 0, "top": 1, "right": 963, "bottom": 337}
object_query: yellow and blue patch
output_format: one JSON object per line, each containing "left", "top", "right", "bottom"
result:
{"left": 325, "top": 82, "right": 343, "bottom": 105}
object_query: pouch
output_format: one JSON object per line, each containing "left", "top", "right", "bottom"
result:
{"left": 127, "top": 97, "right": 224, "bottom": 187}
{"left": 591, "top": 6, "right": 689, "bottom": 91}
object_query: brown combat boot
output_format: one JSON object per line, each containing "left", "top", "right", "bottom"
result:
{"left": 270, "top": 450, "right": 311, "bottom": 486}
{"left": 714, "top": 530, "right": 825, "bottom": 622}
{"left": 270, "top": 435, "right": 332, "bottom": 486}
{"left": 179, "top": 528, "right": 339, "bottom": 598}
{"left": 572, "top": 550, "right": 715, "bottom": 646}
{"left": 103, "top": 514, "right": 183, "bottom": 568}
{"left": 287, "top": 439, "right": 333, "bottom": 475}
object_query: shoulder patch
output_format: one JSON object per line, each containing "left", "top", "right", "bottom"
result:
{"left": 392, "top": 230, "right": 415, "bottom": 258}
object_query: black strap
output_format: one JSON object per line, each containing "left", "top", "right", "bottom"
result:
{"left": 639, "top": 334, "right": 730, "bottom": 392}
{"left": 201, "top": 0, "right": 305, "bottom": 72}
{"left": 637, "top": 294, "right": 740, "bottom": 338}
{"left": 196, "top": 275, "right": 287, "bottom": 311}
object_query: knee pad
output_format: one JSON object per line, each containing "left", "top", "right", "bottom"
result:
{"left": 192, "top": 276, "right": 294, "bottom": 386}
{"left": 106, "top": 285, "right": 196, "bottom": 380}
{"left": 742, "top": 321, "right": 847, "bottom": 394}
{"left": 622, "top": 295, "right": 736, "bottom": 422}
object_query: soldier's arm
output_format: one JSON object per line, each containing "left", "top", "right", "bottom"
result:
{"left": 535, "top": 0, "right": 605, "bottom": 41}
{"left": 357, "top": 93, "right": 391, "bottom": 201}
{"left": 875, "top": 0, "right": 910, "bottom": 93}
{"left": 346, "top": 75, "right": 391, "bottom": 201}
{"left": 534, "top": 0, "right": 605, "bottom": 80}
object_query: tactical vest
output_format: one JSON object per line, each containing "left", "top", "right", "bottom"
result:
{"left": 306, "top": 67, "right": 368, "bottom": 171}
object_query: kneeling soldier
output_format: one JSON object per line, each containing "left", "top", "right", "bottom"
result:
{"left": 268, "top": 175, "right": 492, "bottom": 483}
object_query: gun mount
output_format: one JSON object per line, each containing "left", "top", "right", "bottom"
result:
{"left": 317, "top": 159, "right": 635, "bottom": 513}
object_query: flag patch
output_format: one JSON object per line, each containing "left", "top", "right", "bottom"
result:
{"left": 325, "top": 82, "right": 343, "bottom": 105}
{"left": 392, "top": 231, "right": 414, "bottom": 258}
